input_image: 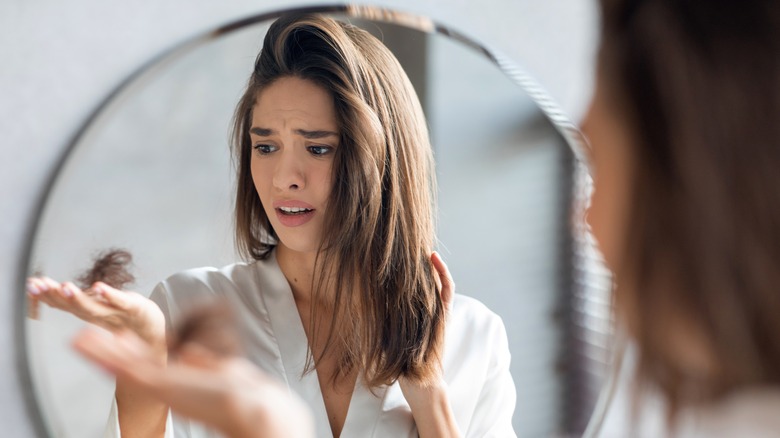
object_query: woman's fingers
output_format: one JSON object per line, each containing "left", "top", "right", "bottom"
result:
{"left": 27, "top": 294, "right": 40, "bottom": 319}
{"left": 431, "top": 251, "right": 454, "bottom": 312}
{"left": 72, "top": 329, "right": 125, "bottom": 373}
{"left": 175, "top": 343, "right": 221, "bottom": 369}
{"left": 92, "top": 282, "right": 131, "bottom": 311}
{"left": 74, "top": 329, "right": 225, "bottom": 427}
{"left": 72, "top": 329, "right": 128, "bottom": 372}
{"left": 73, "top": 329, "right": 159, "bottom": 386}
{"left": 25, "top": 277, "right": 46, "bottom": 298}
{"left": 56, "top": 282, "right": 119, "bottom": 325}
{"left": 26, "top": 276, "right": 128, "bottom": 324}
{"left": 26, "top": 278, "right": 43, "bottom": 319}
{"left": 28, "top": 277, "right": 70, "bottom": 310}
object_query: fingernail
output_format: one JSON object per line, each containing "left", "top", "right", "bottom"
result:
{"left": 26, "top": 282, "right": 40, "bottom": 296}
{"left": 62, "top": 283, "right": 76, "bottom": 297}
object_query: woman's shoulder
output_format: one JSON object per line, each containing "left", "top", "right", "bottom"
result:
{"left": 670, "top": 389, "right": 780, "bottom": 438}
{"left": 450, "top": 294, "right": 505, "bottom": 329}
{"left": 152, "top": 253, "right": 286, "bottom": 308}
{"left": 603, "top": 388, "right": 780, "bottom": 438}
{"left": 447, "top": 294, "right": 508, "bottom": 349}
{"left": 165, "top": 260, "right": 253, "bottom": 282}
{"left": 601, "top": 343, "right": 780, "bottom": 437}
{"left": 442, "top": 294, "right": 512, "bottom": 395}
{"left": 160, "top": 254, "right": 281, "bottom": 292}
{"left": 151, "top": 255, "right": 285, "bottom": 324}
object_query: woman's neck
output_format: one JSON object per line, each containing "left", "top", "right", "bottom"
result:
{"left": 275, "top": 244, "right": 320, "bottom": 306}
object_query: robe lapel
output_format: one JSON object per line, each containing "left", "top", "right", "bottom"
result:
{"left": 259, "top": 251, "right": 388, "bottom": 437}
{"left": 339, "top": 377, "right": 388, "bottom": 437}
{"left": 258, "top": 252, "right": 332, "bottom": 437}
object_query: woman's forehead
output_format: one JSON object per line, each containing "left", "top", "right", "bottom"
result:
{"left": 251, "top": 77, "right": 338, "bottom": 130}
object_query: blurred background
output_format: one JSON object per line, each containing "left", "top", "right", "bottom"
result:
{"left": 1, "top": 1, "right": 601, "bottom": 436}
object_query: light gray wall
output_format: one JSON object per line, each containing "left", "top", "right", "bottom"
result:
{"left": 0, "top": 1, "right": 597, "bottom": 435}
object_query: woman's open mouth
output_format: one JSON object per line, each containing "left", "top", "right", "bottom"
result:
{"left": 275, "top": 207, "right": 315, "bottom": 227}
{"left": 278, "top": 206, "right": 313, "bottom": 215}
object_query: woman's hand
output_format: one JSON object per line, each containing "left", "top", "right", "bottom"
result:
{"left": 398, "top": 251, "right": 461, "bottom": 438}
{"left": 72, "top": 329, "right": 314, "bottom": 438}
{"left": 431, "top": 251, "right": 454, "bottom": 313}
{"left": 26, "top": 277, "right": 166, "bottom": 349}
{"left": 28, "top": 277, "right": 169, "bottom": 436}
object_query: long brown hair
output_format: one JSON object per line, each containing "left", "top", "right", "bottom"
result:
{"left": 231, "top": 14, "right": 443, "bottom": 387}
{"left": 598, "top": 0, "right": 780, "bottom": 417}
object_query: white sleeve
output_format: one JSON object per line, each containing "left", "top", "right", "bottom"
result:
{"left": 465, "top": 317, "right": 517, "bottom": 438}
{"left": 103, "top": 397, "right": 174, "bottom": 438}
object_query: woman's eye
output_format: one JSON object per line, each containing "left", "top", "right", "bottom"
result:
{"left": 307, "top": 145, "right": 333, "bottom": 156}
{"left": 253, "top": 144, "right": 277, "bottom": 155}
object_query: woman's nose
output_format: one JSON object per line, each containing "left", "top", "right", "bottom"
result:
{"left": 272, "top": 150, "right": 305, "bottom": 191}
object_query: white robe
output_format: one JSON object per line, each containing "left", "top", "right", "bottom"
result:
{"left": 596, "top": 342, "right": 780, "bottom": 438}
{"left": 106, "top": 250, "right": 516, "bottom": 437}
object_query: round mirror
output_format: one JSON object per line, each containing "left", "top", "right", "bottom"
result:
{"left": 22, "top": 5, "right": 609, "bottom": 437}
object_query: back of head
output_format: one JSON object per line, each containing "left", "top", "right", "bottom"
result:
{"left": 598, "top": 0, "right": 780, "bottom": 418}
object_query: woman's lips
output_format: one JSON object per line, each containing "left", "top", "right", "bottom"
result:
{"left": 273, "top": 201, "right": 315, "bottom": 227}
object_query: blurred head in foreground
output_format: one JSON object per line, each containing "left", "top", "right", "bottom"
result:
{"left": 585, "top": 0, "right": 780, "bottom": 419}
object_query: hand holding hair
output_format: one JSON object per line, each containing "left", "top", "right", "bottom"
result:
{"left": 73, "top": 299, "right": 315, "bottom": 438}
{"left": 25, "top": 248, "right": 166, "bottom": 349}
{"left": 28, "top": 248, "right": 170, "bottom": 436}
{"left": 397, "top": 251, "right": 461, "bottom": 438}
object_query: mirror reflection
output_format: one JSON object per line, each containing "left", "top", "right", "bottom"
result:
{"left": 25, "top": 8, "right": 605, "bottom": 438}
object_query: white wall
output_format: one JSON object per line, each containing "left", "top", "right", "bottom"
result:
{"left": 0, "top": 1, "right": 597, "bottom": 435}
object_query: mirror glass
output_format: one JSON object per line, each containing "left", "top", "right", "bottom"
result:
{"left": 24, "top": 6, "right": 609, "bottom": 437}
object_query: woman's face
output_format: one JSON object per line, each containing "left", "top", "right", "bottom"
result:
{"left": 249, "top": 76, "right": 340, "bottom": 254}
{"left": 581, "top": 76, "right": 635, "bottom": 275}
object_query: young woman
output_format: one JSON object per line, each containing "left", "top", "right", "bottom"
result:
{"left": 29, "top": 13, "right": 516, "bottom": 438}
{"left": 70, "top": 0, "right": 780, "bottom": 436}
{"left": 584, "top": 0, "right": 780, "bottom": 435}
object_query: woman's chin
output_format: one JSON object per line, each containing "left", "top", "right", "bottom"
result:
{"left": 275, "top": 238, "right": 320, "bottom": 256}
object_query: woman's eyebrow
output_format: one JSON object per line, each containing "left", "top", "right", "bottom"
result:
{"left": 294, "top": 129, "right": 338, "bottom": 139}
{"left": 250, "top": 127, "right": 273, "bottom": 136}
{"left": 249, "top": 127, "right": 338, "bottom": 139}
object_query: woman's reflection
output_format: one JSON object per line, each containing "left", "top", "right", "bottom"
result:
{"left": 29, "top": 13, "right": 516, "bottom": 438}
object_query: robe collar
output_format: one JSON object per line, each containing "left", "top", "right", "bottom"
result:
{"left": 258, "top": 250, "right": 391, "bottom": 437}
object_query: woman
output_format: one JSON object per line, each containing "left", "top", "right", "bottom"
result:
{"left": 584, "top": 0, "right": 780, "bottom": 435}
{"left": 69, "top": 0, "right": 780, "bottom": 436}
{"left": 72, "top": 255, "right": 456, "bottom": 438}
{"left": 29, "top": 13, "right": 516, "bottom": 438}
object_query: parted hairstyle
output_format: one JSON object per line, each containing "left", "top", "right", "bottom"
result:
{"left": 598, "top": 0, "right": 780, "bottom": 418}
{"left": 231, "top": 14, "right": 443, "bottom": 387}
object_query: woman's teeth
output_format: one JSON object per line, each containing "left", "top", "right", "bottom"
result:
{"left": 278, "top": 207, "right": 312, "bottom": 215}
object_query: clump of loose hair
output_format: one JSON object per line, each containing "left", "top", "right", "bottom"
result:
{"left": 76, "top": 248, "right": 135, "bottom": 290}
{"left": 77, "top": 249, "right": 243, "bottom": 358}
{"left": 168, "top": 300, "right": 243, "bottom": 358}
{"left": 231, "top": 14, "right": 443, "bottom": 388}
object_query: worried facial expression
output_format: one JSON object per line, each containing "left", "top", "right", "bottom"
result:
{"left": 250, "top": 76, "right": 340, "bottom": 254}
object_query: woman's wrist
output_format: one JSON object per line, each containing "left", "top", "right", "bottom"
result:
{"left": 401, "top": 378, "right": 461, "bottom": 438}
{"left": 401, "top": 377, "right": 447, "bottom": 408}
{"left": 129, "top": 306, "right": 167, "bottom": 359}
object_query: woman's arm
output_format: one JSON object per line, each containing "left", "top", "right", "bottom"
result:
{"left": 400, "top": 378, "right": 461, "bottom": 438}
{"left": 73, "top": 328, "right": 314, "bottom": 438}
{"left": 398, "top": 252, "right": 462, "bottom": 438}
{"left": 27, "top": 278, "right": 169, "bottom": 437}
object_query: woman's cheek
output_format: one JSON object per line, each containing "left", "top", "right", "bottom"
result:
{"left": 587, "top": 178, "right": 613, "bottom": 269}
